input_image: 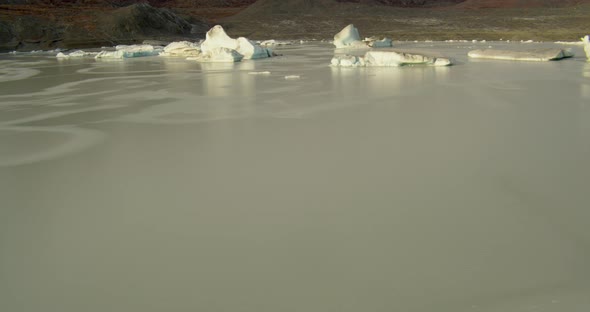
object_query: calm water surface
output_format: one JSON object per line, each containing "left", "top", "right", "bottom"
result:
{"left": 1, "top": 42, "right": 590, "bottom": 312}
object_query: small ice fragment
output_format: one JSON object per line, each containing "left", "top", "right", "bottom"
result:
{"left": 365, "top": 37, "right": 393, "bottom": 48}
{"left": 284, "top": 75, "right": 301, "bottom": 80}
{"left": 582, "top": 35, "right": 590, "bottom": 60}
{"left": 249, "top": 71, "right": 271, "bottom": 75}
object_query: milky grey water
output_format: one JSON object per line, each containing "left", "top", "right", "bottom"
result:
{"left": 1, "top": 42, "right": 590, "bottom": 312}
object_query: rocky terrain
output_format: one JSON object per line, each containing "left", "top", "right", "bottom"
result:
{"left": 1, "top": 0, "right": 590, "bottom": 52}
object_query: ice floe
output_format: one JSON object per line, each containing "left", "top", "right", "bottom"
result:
{"left": 331, "top": 51, "right": 452, "bottom": 67}
{"left": 95, "top": 44, "right": 162, "bottom": 59}
{"left": 468, "top": 48, "right": 574, "bottom": 61}
{"left": 159, "top": 41, "right": 201, "bottom": 57}
{"left": 583, "top": 35, "right": 590, "bottom": 60}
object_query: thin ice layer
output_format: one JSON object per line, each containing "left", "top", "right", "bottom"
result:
{"left": 467, "top": 48, "right": 574, "bottom": 61}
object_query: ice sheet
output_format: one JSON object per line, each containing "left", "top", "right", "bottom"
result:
{"left": 1, "top": 41, "right": 589, "bottom": 312}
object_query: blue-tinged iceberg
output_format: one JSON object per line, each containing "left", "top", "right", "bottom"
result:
{"left": 95, "top": 44, "right": 162, "bottom": 59}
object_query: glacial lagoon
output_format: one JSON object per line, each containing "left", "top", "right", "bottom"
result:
{"left": 1, "top": 41, "right": 590, "bottom": 312}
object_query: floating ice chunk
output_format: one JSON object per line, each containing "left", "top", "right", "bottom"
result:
{"left": 95, "top": 50, "right": 126, "bottom": 59}
{"left": 159, "top": 41, "right": 201, "bottom": 57}
{"left": 285, "top": 75, "right": 301, "bottom": 80}
{"left": 236, "top": 37, "right": 271, "bottom": 59}
{"left": 583, "top": 35, "right": 590, "bottom": 60}
{"left": 364, "top": 51, "right": 451, "bottom": 67}
{"left": 95, "top": 45, "right": 161, "bottom": 59}
{"left": 334, "top": 24, "right": 365, "bottom": 48}
{"left": 248, "top": 71, "right": 271, "bottom": 75}
{"left": 331, "top": 51, "right": 451, "bottom": 67}
{"left": 56, "top": 50, "right": 96, "bottom": 58}
{"left": 468, "top": 48, "right": 574, "bottom": 61}
{"left": 200, "top": 25, "right": 271, "bottom": 60}
{"left": 187, "top": 47, "right": 243, "bottom": 63}
{"left": 330, "top": 55, "right": 365, "bottom": 67}
{"left": 365, "top": 37, "right": 393, "bottom": 48}
{"left": 259, "top": 40, "right": 294, "bottom": 47}
{"left": 200, "top": 25, "right": 239, "bottom": 53}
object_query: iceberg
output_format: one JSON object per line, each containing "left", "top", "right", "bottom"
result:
{"left": 200, "top": 25, "right": 271, "bottom": 60}
{"left": 56, "top": 50, "right": 97, "bottom": 58}
{"left": 331, "top": 51, "right": 451, "bottom": 67}
{"left": 187, "top": 47, "right": 243, "bottom": 63}
{"left": 334, "top": 25, "right": 393, "bottom": 49}
{"left": 159, "top": 41, "right": 201, "bottom": 57}
{"left": 467, "top": 48, "right": 574, "bottom": 61}
{"left": 583, "top": 35, "right": 590, "bottom": 60}
{"left": 333, "top": 24, "right": 365, "bottom": 49}
{"left": 95, "top": 44, "right": 161, "bottom": 59}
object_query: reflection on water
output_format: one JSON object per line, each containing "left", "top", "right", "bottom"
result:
{"left": 1, "top": 43, "right": 590, "bottom": 312}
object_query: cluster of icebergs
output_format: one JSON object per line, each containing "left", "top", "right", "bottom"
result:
{"left": 56, "top": 25, "right": 273, "bottom": 63}
{"left": 331, "top": 24, "right": 450, "bottom": 67}
{"left": 53, "top": 24, "right": 590, "bottom": 67}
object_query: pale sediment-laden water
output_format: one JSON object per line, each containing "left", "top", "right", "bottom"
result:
{"left": 1, "top": 42, "right": 590, "bottom": 312}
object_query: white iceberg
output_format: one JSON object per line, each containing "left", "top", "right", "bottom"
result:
{"left": 56, "top": 50, "right": 97, "bottom": 58}
{"left": 187, "top": 47, "right": 243, "bottom": 63}
{"left": 95, "top": 44, "right": 162, "bottom": 59}
{"left": 159, "top": 41, "right": 201, "bottom": 57}
{"left": 200, "top": 25, "right": 271, "bottom": 60}
{"left": 333, "top": 24, "right": 365, "bottom": 48}
{"left": 334, "top": 24, "right": 393, "bottom": 49}
{"left": 467, "top": 48, "right": 574, "bottom": 61}
{"left": 236, "top": 37, "right": 272, "bottom": 59}
{"left": 583, "top": 35, "right": 590, "bottom": 60}
{"left": 331, "top": 51, "right": 451, "bottom": 67}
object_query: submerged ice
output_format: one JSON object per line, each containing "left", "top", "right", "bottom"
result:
{"left": 331, "top": 51, "right": 452, "bottom": 67}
